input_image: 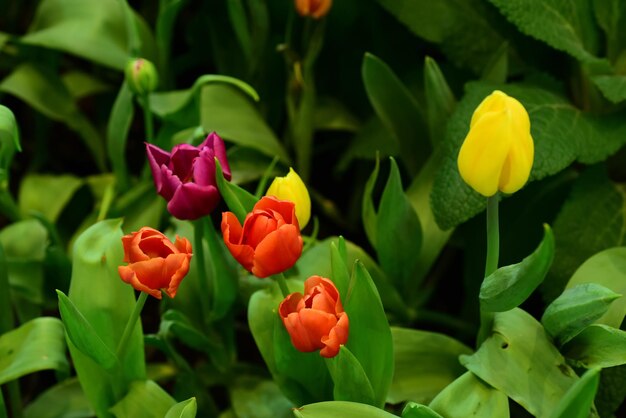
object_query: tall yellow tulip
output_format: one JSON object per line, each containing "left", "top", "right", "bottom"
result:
{"left": 266, "top": 167, "right": 311, "bottom": 229}
{"left": 457, "top": 90, "right": 534, "bottom": 197}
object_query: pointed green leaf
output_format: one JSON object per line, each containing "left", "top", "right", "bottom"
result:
{"left": 423, "top": 57, "right": 456, "bottom": 146}
{"left": 481, "top": 42, "right": 508, "bottom": 83}
{"left": 592, "top": 75, "right": 626, "bottom": 104}
{"left": 293, "top": 401, "right": 399, "bottom": 418}
{"left": 548, "top": 367, "right": 600, "bottom": 418}
{"left": 106, "top": 81, "right": 135, "bottom": 192}
{"left": 325, "top": 346, "right": 376, "bottom": 406}
{"left": 110, "top": 380, "right": 175, "bottom": 418}
{"left": 23, "top": 378, "right": 93, "bottom": 418}
{"left": 480, "top": 224, "right": 555, "bottom": 312}
{"left": 164, "top": 398, "right": 197, "bottom": 418}
{"left": 204, "top": 218, "right": 239, "bottom": 321}
{"left": 563, "top": 324, "right": 626, "bottom": 368}
{"left": 460, "top": 309, "right": 579, "bottom": 417}
{"left": 542, "top": 283, "right": 621, "bottom": 345}
{"left": 18, "top": 174, "right": 84, "bottom": 222}
{"left": 402, "top": 402, "right": 443, "bottom": 418}
{"left": 230, "top": 377, "right": 293, "bottom": 418}
{"left": 215, "top": 158, "right": 257, "bottom": 224}
{"left": 330, "top": 240, "right": 350, "bottom": 301}
{"left": 0, "top": 105, "right": 20, "bottom": 181}
{"left": 362, "top": 156, "right": 380, "bottom": 248}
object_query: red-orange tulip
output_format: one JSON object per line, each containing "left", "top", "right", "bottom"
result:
{"left": 221, "top": 196, "right": 303, "bottom": 278}
{"left": 295, "top": 0, "right": 332, "bottom": 19}
{"left": 118, "top": 227, "right": 192, "bottom": 299}
{"left": 279, "top": 276, "right": 349, "bottom": 358}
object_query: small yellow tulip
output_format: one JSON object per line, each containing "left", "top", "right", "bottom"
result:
{"left": 457, "top": 90, "right": 534, "bottom": 197}
{"left": 266, "top": 168, "right": 311, "bottom": 229}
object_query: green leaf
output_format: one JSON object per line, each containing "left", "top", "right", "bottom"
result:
{"left": 215, "top": 158, "right": 257, "bottom": 224}
{"left": 592, "top": 75, "right": 626, "bottom": 104}
{"left": 480, "top": 224, "right": 555, "bottom": 312}
{"left": 62, "top": 71, "right": 110, "bottom": 99}
{"left": 376, "top": 158, "right": 423, "bottom": 295}
{"left": 431, "top": 82, "right": 626, "bottom": 229}
{"left": 362, "top": 155, "right": 380, "bottom": 248}
{"left": 336, "top": 117, "right": 398, "bottom": 173}
{"left": 227, "top": 0, "right": 252, "bottom": 64}
{"left": 23, "top": 378, "right": 93, "bottom": 418}
{"left": 56, "top": 290, "right": 118, "bottom": 370}
{"left": 344, "top": 262, "right": 394, "bottom": 407}
{"left": 565, "top": 246, "right": 626, "bottom": 328}
{"left": 548, "top": 367, "right": 600, "bottom": 418}
{"left": 388, "top": 327, "right": 472, "bottom": 405}
{"left": 204, "top": 218, "right": 239, "bottom": 321}
{"left": 542, "top": 283, "right": 621, "bottom": 345}
{"left": 293, "top": 401, "right": 399, "bottom": 418}
{"left": 595, "top": 365, "right": 626, "bottom": 417}
{"left": 200, "top": 84, "right": 289, "bottom": 162}
{"left": 488, "top": 0, "right": 605, "bottom": 65}
{"left": 362, "top": 53, "right": 429, "bottom": 175}
{"left": 544, "top": 167, "right": 626, "bottom": 302}
{"left": 481, "top": 42, "right": 509, "bottom": 83}
{"left": 402, "top": 403, "right": 443, "bottom": 418}
{"left": 106, "top": 81, "right": 135, "bottom": 192}
{"left": 592, "top": 0, "right": 626, "bottom": 62}
{"left": 164, "top": 398, "right": 197, "bottom": 418}
{"left": 325, "top": 346, "right": 376, "bottom": 406}
{"left": 460, "top": 309, "right": 580, "bottom": 417}
{"left": 330, "top": 239, "right": 350, "bottom": 301}
{"left": 563, "top": 324, "right": 626, "bottom": 368}
{"left": 0, "top": 317, "right": 68, "bottom": 385}
{"left": 18, "top": 174, "right": 84, "bottom": 222}
{"left": 423, "top": 57, "right": 456, "bottom": 146}
{"left": 0, "top": 105, "right": 21, "bottom": 182}
{"left": 0, "top": 245, "right": 13, "bottom": 334}
{"left": 110, "top": 380, "right": 175, "bottom": 418}
{"left": 229, "top": 376, "right": 293, "bottom": 418}
{"left": 314, "top": 98, "right": 360, "bottom": 132}
{"left": 429, "top": 372, "right": 509, "bottom": 418}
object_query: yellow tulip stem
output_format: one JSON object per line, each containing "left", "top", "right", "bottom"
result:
{"left": 275, "top": 273, "right": 291, "bottom": 298}
{"left": 116, "top": 291, "right": 148, "bottom": 360}
{"left": 477, "top": 196, "right": 499, "bottom": 346}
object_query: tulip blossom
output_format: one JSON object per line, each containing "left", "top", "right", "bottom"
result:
{"left": 266, "top": 167, "right": 311, "bottom": 229}
{"left": 146, "top": 132, "right": 231, "bottom": 220}
{"left": 279, "top": 276, "right": 349, "bottom": 358}
{"left": 221, "top": 196, "right": 302, "bottom": 278}
{"left": 118, "top": 227, "right": 192, "bottom": 299}
{"left": 295, "top": 0, "right": 332, "bottom": 19}
{"left": 457, "top": 90, "right": 534, "bottom": 197}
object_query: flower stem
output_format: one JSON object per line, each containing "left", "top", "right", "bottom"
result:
{"left": 142, "top": 93, "right": 154, "bottom": 143}
{"left": 116, "top": 291, "right": 148, "bottom": 359}
{"left": 0, "top": 390, "right": 7, "bottom": 418}
{"left": 194, "top": 218, "right": 215, "bottom": 320}
{"left": 274, "top": 273, "right": 290, "bottom": 298}
{"left": 477, "top": 196, "right": 499, "bottom": 346}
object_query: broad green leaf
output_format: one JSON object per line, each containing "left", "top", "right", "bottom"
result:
{"left": 542, "top": 283, "right": 621, "bottom": 345}
{"left": 480, "top": 224, "right": 555, "bottom": 312}
{"left": 460, "top": 309, "right": 580, "bottom": 417}
{"left": 62, "top": 71, "right": 110, "bottom": 99}
{"left": 110, "top": 380, "right": 175, "bottom": 418}
{"left": 548, "top": 367, "right": 600, "bottom": 418}
{"left": 563, "top": 324, "right": 626, "bottom": 368}
{"left": 23, "top": 378, "right": 93, "bottom": 418}
{"left": 325, "top": 346, "right": 376, "bottom": 406}
{"left": 402, "top": 403, "right": 443, "bottom": 418}
{"left": 431, "top": 82, "right": 626, "bottom": 229}
{"left": 388, "top": 327, "right": 472, "bottom": 405}
{"left": 215, "top": 159, "right": 257, "bottom": 224}
{"left": 56, "top": 290, "right": 118, "bottom": 370}
{"left": 113, "top": 180, "right": 165, "bottom": 233}
{"left": 21, "top": 0, "right": 154, "bottom": 69}
{"left": 429, "top": 372, "right": 509, "bottom": 418}
{"left": 336, "top": 117, "right": 398, "bottom": 173}
{"left": 566, "top": 246, "right": 626, "bottom": 328}
{"left": 106, "top": 81, "right": 135, "bottom": 192}
{"left": 488, "top": 0, "right": 605, "bottom": 65}
{"left": 592, "top": 0, "right": 626, "bottom": 62}
{"left": 18, "top": 174, "right": 83, "bottom": 222}
{"left": 164, "top": 398, "right": 197, "bottom": 418}
{"left": 68, "top": 220, "right": 145, "bottom": 418}
{"left": 314, "top": 98, "right": 360, "bottom": 132}
{"left": 362, "top": 53, "right": 429, "bottom": 175}
{"left": 0, "top": 317, "right": 68, "bottom": 384}
{"left": 344, "top": 262, "right": 394, "bottom": 407}
{"left": 376, "top": 158, "right": 423, "bottom": 295}
{"left": 204, "top": 218, "right": 239, "bottom": 321}
{"left": 377, "top": 0, "right": 513, "bottom": 74}
{"left": 293, "top": 401, "right": 399, "bottom": 418}
{"left": 230, "top": 376, "right": 293, "bottom": 418}
{"left": 592, "top": 75, "right": 626, "bottom": 104}
{"left": 481, "top": 42, "right": 508, "bottom": 83}
{"left": 0, "top": 64, "right": 106, "bottom": 170}
{"left": 423, "top": 57, "right": 456, "bottom": 146}
{"left": 200, "top": 84, "right": 289, "bottom": 162}
{"left": 0, "top": 105, "right": 20, "bottom": 181}
{"left": 544, "top": 167, "right": 626, "bottom": 302}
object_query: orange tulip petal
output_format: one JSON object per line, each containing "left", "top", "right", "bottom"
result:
{"left": 253, "top": 196, "right": 298, "bottom": 226}
{"left": 163, "top": 253, "right": 192, "bottom": 298}
{"left": 129, "top": 258, "right": 170, "bottom": 290}
{"left": 320, "top": 312, "right": 349, "bottom": 358}
{"left": 279, "top": 292, "right": 304, "bottom": 317}
{"left": 118, "top": 265, "right": 162, "bottom": 299}
{"left": 283, "top": 312, "right": 318, "bottom": 352}
{"left": 222, "top": 212, "right": 255, "bottom": 272}
{"left": 251, "top": 224, "right": 302, "bottom": 278}
{"left": 298, "top": 308, "right": 337, "bottom": 348}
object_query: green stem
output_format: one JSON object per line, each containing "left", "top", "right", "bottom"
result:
{"left": 142, "top": 93, "right": 154, "bottom": 143}
{"left": 194, "top": 218, "right": 213, "bottom": 318}
{"left": 274, "top": 273, "right": 290, "bottom": 298}
{"left": 116, "top": 291, "right": 148, "bottom": 359}
{"left": 477, "top": 196, "right": 499, "bottom": 346}
{"left": 0, "top": 390, "right": 7, "bottom": 418}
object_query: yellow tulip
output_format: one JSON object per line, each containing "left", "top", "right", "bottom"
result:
{"left": 266, "top": 168, "right": 311, "bottom": 229}
{"left": 457, "top": 90, "right": 534, "bottom": 197}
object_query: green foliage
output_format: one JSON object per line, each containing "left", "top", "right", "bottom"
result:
{"left": 563, "top": 325, "right": 626, "bottom": 369}
{"left": 109, "top": 380, "right": 176, "bottom": 418}
{"left": 548, "top": 367, "right": 600, "bottom": 418}
{"left": 293, "top": 401, "right": 399, "bottom": 418}
{"left": 23, "top": 378, "right": 93, "bottom": 418}
{"left": 325, "top": 346, "right": 376, "bottom": 406}
{"left": 402, "top": 403, "right": 443, "bottom": 418}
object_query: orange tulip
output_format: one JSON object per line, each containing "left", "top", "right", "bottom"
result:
{"left": 295, "top": 0, "right": 332, "bottom": 19}
{"left": 118, "top": 227, "right": 192, "bottom": 299}
{"left": 279, "top": 276, "right": 349, "bottom": 358}
{"left": 221, "top": 196, "right": 303, "bottom": 278}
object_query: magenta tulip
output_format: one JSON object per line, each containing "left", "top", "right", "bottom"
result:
{"left": 146, "top": 132, "right": 231, "bottom": 220}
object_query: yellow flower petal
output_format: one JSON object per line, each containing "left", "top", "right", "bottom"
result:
{"left": 266, "top": 168, "right": 311, "bottom": 229}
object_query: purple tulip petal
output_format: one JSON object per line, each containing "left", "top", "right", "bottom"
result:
{"left": 203, "top": 132, "right": 231, "bottom": 181}
{"left": 158, "top": 165, "right": 181, "bottom": 200}
{"left": 193, "top": 147, "right": 216, "bottom": 187}
{"left": 146, "top": 143, "right": 171, "bottom": 189}
{"left": 170, "top": 144, "right": 199, "bottom": 181}
{"left": 167, "top": 182, "right": 221, "bottom": 220}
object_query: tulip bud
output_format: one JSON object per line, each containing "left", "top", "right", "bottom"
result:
{"left": 457, "top": 90, "right": 534, "bottom": 197}
{"left": 125, "top": 58, "right": 158, "bottom": 95}
{"left": 295, "top": 0, "right": 332, "bottom": 19}
{"left": 266, "top": 167, "right": 311, "bottom": 229}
